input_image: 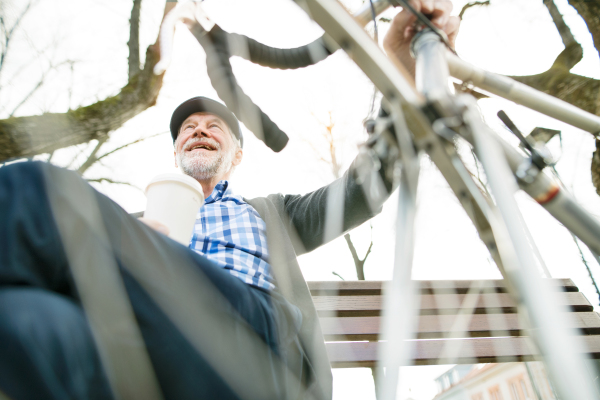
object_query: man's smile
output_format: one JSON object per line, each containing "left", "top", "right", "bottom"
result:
{"left": 190, "top": 144, "right": 215, "bottom": 152}
{"left": 184, "top": 139, "right": 218, "bottom": 153}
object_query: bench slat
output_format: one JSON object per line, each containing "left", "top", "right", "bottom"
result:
{"left": 308, "top": 279, "right": 577, "bottom": 295}
{"left": 319, "top": 312, "right": 600, "bottom": 340}
{"left": 313, "top": 292, "right": 592, "bottom": 316}
{"left": 326, "top": 335, "right": 600, "bottom": 367}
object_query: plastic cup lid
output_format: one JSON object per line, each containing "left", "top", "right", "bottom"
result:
{"left": 145, "top": 173, "right": 204, "bottom": 197}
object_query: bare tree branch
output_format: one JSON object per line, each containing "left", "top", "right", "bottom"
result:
{"left": 128, "top": 0, "right": 142, "bottom": 79}
{"left": 77, "top": 130, "right": 166, "bottom": 178}
{"left": 86, "top": 177, "right": 140, "bottom": 190}
{"left": 310, "top": 110, "right": 342, "bottom": 179}
{"left": 544, "top": 0, "right": 576, "bottom": 47}
{"left": 0, "top": 2, "right": 176, "bottom": 162}
{"left": 95, "top": 131, "right": 167, "bottom": 163}
{"left": 9, "top": 60, "right": 74, "bottom": 117}
{"left": 567, "top": 0, "right": 600, "bottom": 60}
{"left": 0, "top": 0, "right": 36, "bottom": 80}
{"left": 77, "top": 137, "right": 108, "bottom": 175}
{"left": 458, "top": 0, "right": 490, "bottom": 20}
{"left": 344, "top": 233, "right": 364, "bottom": 280}
{"left": 343, "top": 226, "right": 374, "bottom": 281}
{"left": 332, "top": 271, "right": 345, "bottom": 281}
{"left": 363, "top": 239, "right": 373, "bottom": 264}
{"left": 543, "top": 0, "right": 582, "bottom": 71}
{"left": 66, "top": 142, "right": 95, "bottom": 169}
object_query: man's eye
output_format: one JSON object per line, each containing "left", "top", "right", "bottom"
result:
{"left": 184, "top": 125, "right": 194, "bottom": 130}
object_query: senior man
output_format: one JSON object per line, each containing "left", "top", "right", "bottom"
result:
{"left": 0, "top": 2, "right": 459, "bottom": 399}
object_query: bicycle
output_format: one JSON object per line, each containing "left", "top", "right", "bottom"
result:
{"left": 155, "top": 1, "right": 600, "bottom": 399}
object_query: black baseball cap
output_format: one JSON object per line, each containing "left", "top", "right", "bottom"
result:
{"left": 170, "top": 96, "right": 243, "bottom": 147}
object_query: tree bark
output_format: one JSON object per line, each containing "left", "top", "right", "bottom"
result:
{"left": 544, "top": 0, "right": 577, "bottom": 48}
{"left": 128, "top": 0, "right": 142, "bottom": 79}
{"left": 0, "top": 2, "right": 174, "bottom": 163}
{"left": 567, "top": 0, "right": 600, "bottom": 60}
{"left": 508, "top": 42, "right": 596, "bottom": 114}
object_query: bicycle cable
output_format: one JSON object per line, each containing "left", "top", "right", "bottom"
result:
{"left": 392, "top": 0, "right": 458, "bottom": 55}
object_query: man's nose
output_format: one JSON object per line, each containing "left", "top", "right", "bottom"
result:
{"left": 192, "top": 126, "right": 210, "bottom": 138}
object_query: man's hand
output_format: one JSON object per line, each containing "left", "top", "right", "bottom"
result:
{"left": 138, "top": 217, "right": 170, "bottom": 236}
{"left": 383, "top": 0, "right": 460, "bottom": 78}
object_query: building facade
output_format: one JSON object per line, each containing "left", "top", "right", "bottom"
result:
{"left": 433, "top": 363, "right": 556, "bottom": 400}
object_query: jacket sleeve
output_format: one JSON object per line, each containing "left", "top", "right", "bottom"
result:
{"left": 280, "top": 156, "right": 393, "bottom": 255}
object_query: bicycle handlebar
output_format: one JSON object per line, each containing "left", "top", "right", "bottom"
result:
{"left": 156, "top": 0, "right": 395, "bottom": 153}
{"left": 221, "top": 27, "right": 334, "bottom": 70}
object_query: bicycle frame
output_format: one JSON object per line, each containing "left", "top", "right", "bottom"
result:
{"left": 155, "top": 0, "right": 600, "bottom": 398}
{"left": 299, "top": 0, "right": 600, "bottom": 399}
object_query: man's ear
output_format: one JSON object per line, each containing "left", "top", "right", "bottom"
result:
{"left": 174, "top": 151, "right": 178, "bottom": 168}
{"left": 232, "top": 148, "right": 243, "bottom": 167}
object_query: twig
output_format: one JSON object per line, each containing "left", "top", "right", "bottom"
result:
{"left": 0, "top": 0, "right": 36, "bottom": 78}
{"left": 78, "top": 137, "right": 108, "bottom": 175}
{"left": 8, "top": 60, "right": 74, "bottom": 117}
{"left": 95, "top": 131, "right": 168, "bottom": 162}
{"left": 66, "top": 142, "right": 95, "bottom": 169}
{"left": 571, "top": 233, "right": 600, "bottom": 307}
{"left": 458, "top": 0, "right": 490, "bottom": 20}
{"left": 332, "top": 271, "right": 346, "bottom": 281}
{"left": 86, "top": 177, "right": 142, "bottom": 192}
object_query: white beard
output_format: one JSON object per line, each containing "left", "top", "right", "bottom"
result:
{"left": 176, "top": 138, "right": 234, "bottom": 181}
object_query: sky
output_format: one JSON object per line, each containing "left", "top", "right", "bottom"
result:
{"left": 3, "top": 0, "right": 600, "bottom": 399}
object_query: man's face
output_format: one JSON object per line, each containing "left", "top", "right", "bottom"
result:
{"left": 174, "top": 112, "right": 242, "bottom": 182}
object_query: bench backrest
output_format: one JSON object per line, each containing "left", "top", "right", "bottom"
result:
{"left": 308, "top": 279, "right": 600, "bottom": 367}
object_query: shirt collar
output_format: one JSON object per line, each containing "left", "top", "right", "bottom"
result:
{"left": 204, "top": 180, "right": 232, "bottom": 204}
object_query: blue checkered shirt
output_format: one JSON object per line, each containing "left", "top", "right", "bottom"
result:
{"left": 189, "top": 180, "right": 275, "bottom": 291}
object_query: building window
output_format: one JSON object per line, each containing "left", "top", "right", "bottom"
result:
{"left": 489, "top": 385, "right": 503, "bottom": 400}
{"left": 508, "top": 373, "right": 531, "bottom": 400}
{"left": 519, "top": 379, "right": 531, "bottom": 399}
{"left": 443, "top": 375, "right": 450, "bottom": 390}
{"left": 510, "top": 382, "right": 521, "bottom": 400}
{"left": 471, "top": 393, "right": 484, "bottom": 400}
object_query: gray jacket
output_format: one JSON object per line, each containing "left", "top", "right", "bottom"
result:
{"left": 247, "top": 163, "right": 388, "bottom": 400}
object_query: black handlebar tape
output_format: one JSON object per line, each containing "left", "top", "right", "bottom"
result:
{"left": 192, "top": 24, "right": 289, "bottom": 152}
{"left": 222, "top": 27, "right": 334, "bottom": 70}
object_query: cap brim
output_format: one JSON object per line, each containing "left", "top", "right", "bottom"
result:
{"left": 170, "top": 97, "right": 242, "bottom": 147}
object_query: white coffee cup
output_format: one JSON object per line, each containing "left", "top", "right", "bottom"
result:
{"left": 144, "top": 173, "right": 204, "bottom": 245}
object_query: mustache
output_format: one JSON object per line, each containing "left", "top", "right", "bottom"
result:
{"left": 183, "top": 137, "right": 220, "bottom": 151}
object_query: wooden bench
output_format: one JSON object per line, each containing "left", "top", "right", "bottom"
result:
{"left": 308, "top": 279, "right": 600, "bottom": 367}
